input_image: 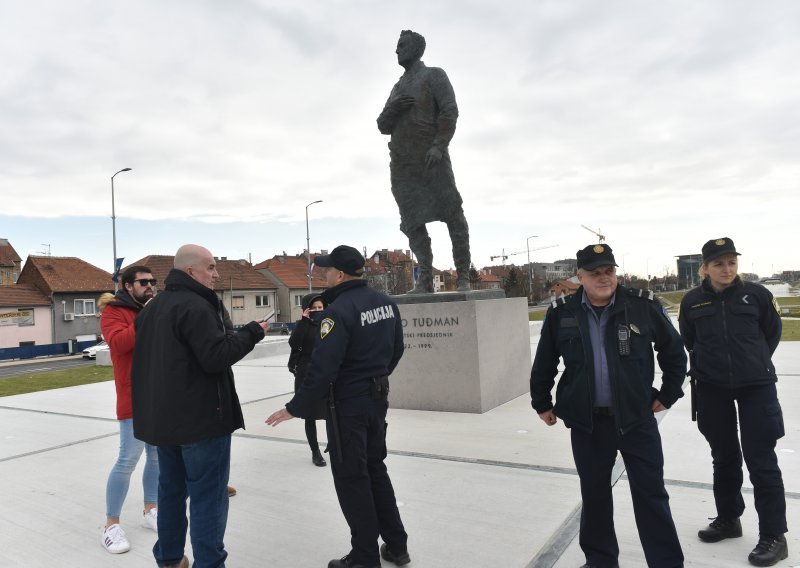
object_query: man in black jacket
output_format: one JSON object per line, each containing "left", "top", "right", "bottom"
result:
{"left": 531, "top": 244, "right": 686, "bottom": 568}
{"left": 267, "top": 245, "right": 409, "bottom": 568}
{"left": 131, "top": 244, "right": 267, "bottom": 568}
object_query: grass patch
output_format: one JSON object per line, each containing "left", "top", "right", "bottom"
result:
{"left": 782, "top": 319, "right": 800, "bottom": 341}
{"left": 776, "top": 297, "right": 800, "bottom": 306}
{"left": 529, "top": 309, "right": 548, "bottom": 321}
{"left": 656, "top": 291, "right": 687, "bottom": 306}
{"left": 0, "top": 365, "right": 114, "bottom": 397}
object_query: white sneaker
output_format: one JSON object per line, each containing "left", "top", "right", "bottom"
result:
{"left": 102, "top": 523, "right": 131, "bottom": 554}
{"left": 142, "top": 508, "right": 158, "bottom": 532}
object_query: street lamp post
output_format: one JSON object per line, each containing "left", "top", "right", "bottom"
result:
{"left": 111, "top": 168, "right": 132, "bottom": 291}
{"left": 305, "top": 200, "right": 323, "bottom": 292}
{"left": 526, "top": 235, "right": 538, "bottom": 303}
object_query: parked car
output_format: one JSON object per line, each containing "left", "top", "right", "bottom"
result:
{"left": 268, "top": 322, "right": 290, "bottom": 335}
{"left": 82, "top": 340, "right": 108, "bottom": 359}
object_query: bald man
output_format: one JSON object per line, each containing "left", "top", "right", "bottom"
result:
{"left": 131, "top": 244, "right": 268, "bottom": 568}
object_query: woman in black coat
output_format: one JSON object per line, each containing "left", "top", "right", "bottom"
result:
{"left": 288, "top": 293, "right": 328, "bottom": 466}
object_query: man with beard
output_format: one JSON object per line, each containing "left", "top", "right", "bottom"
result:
{"left": 99, "top": 265, "right": 159, "bottom": 554}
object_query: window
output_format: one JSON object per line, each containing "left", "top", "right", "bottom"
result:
{"left": 74, "top": 299, "right": 96, "bottom": 316}
{"left": 255, "top": 295, "right": 269, "bottom": 307}
{"left": 232, "top": 296, "right": 245, "bottom": 310}
{"left": 19, "top": 341, "right": 35, "bottom": 347}
{"left": 294, "top": 295, "right": 304, "bottom": 307}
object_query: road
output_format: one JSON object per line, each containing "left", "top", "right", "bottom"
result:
{"left": 0, "top": 356, "right": 95, "bottom": 379}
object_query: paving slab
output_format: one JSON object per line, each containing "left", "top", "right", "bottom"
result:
{"left": 0, "top": 323, "right": 798, "bottom": 567}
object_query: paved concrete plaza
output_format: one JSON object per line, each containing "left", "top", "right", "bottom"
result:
{"left": 1, "top": 322, "right": 798, "bottom": 567}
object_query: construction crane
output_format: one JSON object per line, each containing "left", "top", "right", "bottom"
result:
{"left": 491, "top": 244, "right": 558, "bottom": 264}
{"left": 581, "top": 225, "right": 606, "bottom": 243}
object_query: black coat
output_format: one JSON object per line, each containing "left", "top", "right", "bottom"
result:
{"left": 286, "top": 279, "right": 404, "bottom": 418}
{"left": 679, "top": 277, "right": 781, "bottom": 388}
{"left": 131, "top": 268, "right": 264, "bottom": 446}
{"left": 530, "top": 286, "right": 687, "bottom": 434}
{"left": 288, "top": 315, "right": 327, "bottom": 420}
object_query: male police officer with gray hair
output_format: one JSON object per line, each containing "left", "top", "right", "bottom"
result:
{"left": 531, "top": 244, "right": 687, "bottom": 568}
{"left": 267, "top": 245, "right": 409, "bottom": 568}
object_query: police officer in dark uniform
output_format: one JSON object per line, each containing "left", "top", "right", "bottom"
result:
{"left": 267, "top": 245, "right": 410, "bottom": 568}
{"left": 531, "top": 244, "right": 686, "bottom": 568}
{"left": 679, "top": 238, "right": 787, "bottom": 567}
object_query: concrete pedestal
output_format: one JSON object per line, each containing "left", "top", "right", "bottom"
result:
{"left": 389, "top": 296, "right": 531, "bottom": 413}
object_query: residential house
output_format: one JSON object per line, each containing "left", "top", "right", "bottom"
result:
{"left": 256, "top": 253, "right": 325, "bottom": 323}
{"left": 0, "top": 284, "right": 52, "bottom": 348}
{"left": 476, "top": 270, "right": 502, "bottom": 290}
{"left": 126, "top": 256, "right": 278, "bottom": 327}
{"left": 549, "top": 277, "right": 580, "bottom": 298}
{"left": 0, "top": 238, "right": 22, "bottom": 285}
{"left": 365, "top": 249, "right": 415, "bottom": 295}
{"left": 16, "top": 256, "right": 113, "bottom": 343}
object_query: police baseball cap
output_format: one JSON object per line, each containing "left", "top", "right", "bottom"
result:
{"left": 576, "top": 243, "right": 618, "bottom": 271}
{"left": 314, "top": 245, "right": 365, "bottom": 276}
{"left": 701, "top": 237, "right": 740, "bottom": 263}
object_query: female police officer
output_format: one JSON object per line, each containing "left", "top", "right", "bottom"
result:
{"left": 679, "top": 238, "right": 787, "bottom": 567}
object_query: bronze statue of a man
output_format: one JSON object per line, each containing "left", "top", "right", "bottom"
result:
{"left": 377, "top": 30, "right": 472, "bottom": 293}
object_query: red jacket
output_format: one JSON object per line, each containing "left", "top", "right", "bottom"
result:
{"left": 100, "top": 291, "right": 143, "bottom": 420}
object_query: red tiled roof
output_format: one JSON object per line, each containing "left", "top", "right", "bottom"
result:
{"left": 257, "top": 255, "right": 325, "bottom": 289}
{"left": 0, "top": 284, "right": 51, "bottom": 307}
{"left": 479, "top": 272, "right": 502, "bottom": 283}
{"left": 0, "top": 239, "right": 22, "bottom": 267}
{"left": 17, "top": 256, "right": 113, "bottom": 295}
{"left": 126, "top": 256, "right": 277, "bottom": 290}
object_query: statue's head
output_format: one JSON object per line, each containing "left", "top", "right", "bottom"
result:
{"left": 396, "top": 30, "right": 426, "bottom": 67}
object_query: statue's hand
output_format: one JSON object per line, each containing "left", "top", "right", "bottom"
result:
{"left": 425, "top": 146, "right": 443, "bottom": 169}
{"left": 391, "top": 95, "right": 415, "bottom": 113}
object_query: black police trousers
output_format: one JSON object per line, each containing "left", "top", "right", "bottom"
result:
{"left": 696, "top": 381, "right": 787, "bottom": 536}
{"left": 326, "top": 398, "right": 408, "bottom": 565}
{"left": 571, "top": 413, "right": 683, "bottom": 568}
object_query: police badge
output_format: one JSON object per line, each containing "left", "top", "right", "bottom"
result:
{"left": 320, "top": 317, "right": 335, "bottom": 339}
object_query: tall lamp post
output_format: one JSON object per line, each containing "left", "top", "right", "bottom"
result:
{"left": 111, "top": 168, "right": 132, "bottom": 291}
{"left": 526, "top": 234, "right": 538, "bottom": 303}
{"left": 305, "top": 199, "right": 323, "bottom": 292}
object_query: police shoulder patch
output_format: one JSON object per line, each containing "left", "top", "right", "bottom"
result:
{"left": 772, "top": 297, "right": 781, "bottom": 315}
{"left": 320, "top": 318, "right": 335, "bottom": 339}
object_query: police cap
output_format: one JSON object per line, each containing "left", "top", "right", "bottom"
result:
{"left": 701, "top": 237, "right": 740, "bottom": 263}
{"left": 576, "top": 243, "right": 618, "bottom": 271}
{"left": 314, "top": 245, "right": 365, "bottom": 276}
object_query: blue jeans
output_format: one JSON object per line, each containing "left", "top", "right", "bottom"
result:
{"left": 106, "top": 418, "right": 159, "bottom": 518}
{"left": 153, "top": 435, "right": 231, "bottom": 568}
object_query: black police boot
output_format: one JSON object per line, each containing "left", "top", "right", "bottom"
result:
{"left": 748, "top": 534, "right": 788, "bottom": 567}
{"left": 312, "top": 450, "right": 326, "bottom": 467}
{"left": 380, "top": 543, "right": 411, "bottom": 566}
{"left": 327, "top": 555, "right": 379, "bottom": 568}
{"left": 579, "top": 563, "right": 619, "bottom": 568}
{"left": 698, "top": 516, "right": 743, "bottom": 542}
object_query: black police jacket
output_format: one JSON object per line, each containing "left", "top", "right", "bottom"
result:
{"left": 530, "top": 286, "right": 687, "bottom": 434}
{"left": 285, "top": 279, "right": 404, "bottom": 418}
{"left": 131, "top": 269, "right": 264, "bottom": 446}
{"left": 679, "top": 277, "right": 781, "bottom": 388}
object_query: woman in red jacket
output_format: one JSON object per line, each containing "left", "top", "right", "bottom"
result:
{"left": 99, "top": 266, "right": 159, "bottom": 555}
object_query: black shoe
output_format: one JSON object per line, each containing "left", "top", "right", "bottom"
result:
{"left": 698, "top": 516, "right": 743, "bottom": 543}
{"left": 327, "top": 555, "right": 379, "bottom": 568}
{"left": 380, "top": 543, "right": 411, "bottom": 566}
{"left": 748, "top": 534, "right": 788, "bottom": 567}
{"left": 312, "top": 451, "right": 327, "bottom": 467}
{"left": 579, "top": 564, "right": 619, "bottom": 568}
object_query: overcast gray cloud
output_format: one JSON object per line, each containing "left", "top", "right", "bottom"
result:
{"left": 1, "top": 0, "right": 798, "bottom": 278}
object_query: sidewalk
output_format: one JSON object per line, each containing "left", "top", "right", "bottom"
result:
{"left": 0, "top": 327, "right": 798, "bottom": 567}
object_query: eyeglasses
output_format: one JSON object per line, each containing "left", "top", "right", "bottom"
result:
{"left": 135, "top": 279, "right": 158, "bottom": 287}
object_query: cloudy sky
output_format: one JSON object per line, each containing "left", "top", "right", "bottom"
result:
{"left": 2, "top": 0, "right": 798, "bottom": 280}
